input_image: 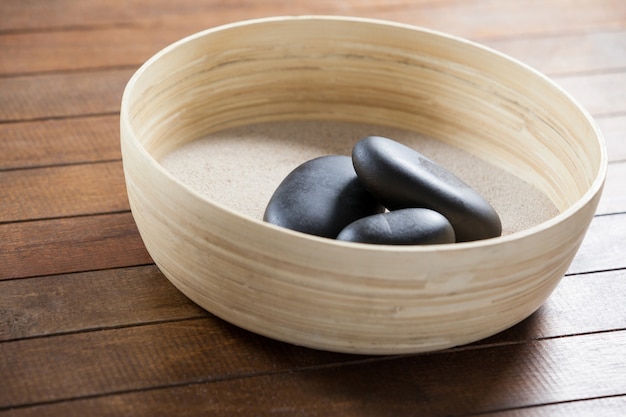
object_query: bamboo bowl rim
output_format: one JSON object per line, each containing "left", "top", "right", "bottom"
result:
{"left": 121, "top": 15, "right": 607, "bottom": 253}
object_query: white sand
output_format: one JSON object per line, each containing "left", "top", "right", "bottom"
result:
{"left": 160, "top": 120, "right": 559, "bottom": 235}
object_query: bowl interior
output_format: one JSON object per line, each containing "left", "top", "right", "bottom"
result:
{"left": 124, "top": 16, "right": 604, "bottom": 217}
{"left": 159, "top": 119, "right": 560, "bottom": 236}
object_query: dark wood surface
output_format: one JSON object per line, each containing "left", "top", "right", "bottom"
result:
{"left": 1, "top": 1, "right": 625, "bottom": 415}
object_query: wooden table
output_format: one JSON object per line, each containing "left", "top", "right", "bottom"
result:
{"left": 1, "top": 1, "right": 625, "bottom": 415}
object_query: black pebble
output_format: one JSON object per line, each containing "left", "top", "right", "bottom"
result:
{"left": 337, "top": 208, "right": 456, "bottom": 245}
{"left": 264, "top": 155, "right": 385, "bottom": 238}
{"left": 352, "top": 136, "right": 502, "bottom": 242}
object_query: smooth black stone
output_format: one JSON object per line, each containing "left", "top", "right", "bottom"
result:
{"left": 352, "top": 136, "right": 502, "bottom": 242}
{"left": 337, "top": 208, "right": 455, "bottom": 245}
{"left": 264, "top": 155, "right": 385, "bottom": 238}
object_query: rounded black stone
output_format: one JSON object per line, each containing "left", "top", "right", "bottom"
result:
{"left": 264, "top": 155, "right": 385, "bottom": 238}
{"left": 337, "top": 208, "right": 456, "bottom": 245}
{"left": 352, "top": 136, "right": 502, "bottom": 242}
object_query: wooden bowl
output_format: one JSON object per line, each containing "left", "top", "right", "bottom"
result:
{"left": 120, "top": 16, "right": 606, "bottom": 354}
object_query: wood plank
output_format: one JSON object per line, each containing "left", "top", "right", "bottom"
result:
{"left": 1, "top": 133, "right": 621, "bottom": 224}
{"left": 568, "top": 213, "right": 626, "bottom": 275}
{"left": 1, "top": 255, "right": 624, "bottom": 345}
{"left": 0, "top": 265, "right": 207, "bottom": 342}
{"left": 2, "top": 330, "right": 625, "bottom": 416}
{"left": 0, "top": 69, "right": 131, "bottom": 122}
{"left": 0, "top": 161, "right": 128, "bottom": 223}
{"left": 596, "top": 161, "right": 626, "bottom": 216}
{"left": 4, "top": 398, "right": 615, "bottom": 417}
{"left": 0, "top": 1, "right": 624, "bottom": 417}
{"left": 2, "top": 0, "right": 626, "bottom": 40}
{"left": 483, "top": 268, "right": 626, "bottom": 345}
{"left": 0, "top": 318, "right": 356, "bottom": 409}
{"left": 485, "top": 30, "right": 626, "bottom": 76}
{"left": 0, "top": 160, "right": 619, "bottom": 278}
{"left": 0, "top": 61, "right": 621, "bottom": 128}
{"left": 0, "top": 212, "right": 152, "bottom": 280}
{"left": 0, "top": 26, "right": 185, "bottom": 76}
{"left": 0, "top": 116, "right": 621, "bottom": 214}
{"left": 4, "top": 24, "right": 626, "bottom": 78}
{"left": 394, "top": 0, "right": 626, "bottom": 39}
{"left": 597, "top": 115, "right": 626, "bottom": 163}
{"left": 0, "top": 115, "right": 120, "bottom": 170}
{"left": 0, "top": 101, "right": 613, "bottom": 174}
{"left": 0, "top": 0, "right": 269, "bottom": 32}
{"left": 554, "top": 71, "right": 626, "bottom": 116}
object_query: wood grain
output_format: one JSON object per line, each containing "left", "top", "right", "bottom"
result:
{"left": 0, "top": 124, "right": 620, "bottom": 225}
{"left": 0, "top": 318, "right": 356, "bottom": 409}
{"left": 484, "top": 268, "right": 626, "bottom": 344}
{"left": 554, "top": 72, "right": 626, "bottom": 116}
{"left": 121, "top": 15, "right": 606, "bottom": 354}
{"left": 0, "top": 0, "right": 263, "bottom": 32}
{"left": 2, "top": 330, "right": 625, "bottom": 416}
{"left": 0, "top": 26, "right": 184, "bottom": 76}
{"left": 0, "top": 65, "right": 620, "bottom": 128}
{"left": 1, "top": 133, "right": 620, "bottom": 227}
{"left": 485, "top": 30, "right": 626, "bottom": 76}
{"left": 0, "top": 213, "right": 152, "bottom": 280}
{"left": 0, "top": 161, "right": 128, "bottom": 223}
{"left": 3, "top": 0, "right": 625, "bottom": 39}
{"left": 1, "top": 0, "right": 625, "bottom": 415}
{"left": 0, "top": 265, "right": 207, "bottom": 342}
{"left": 4, "top": 24, "right": 626, "bottom": 78}
{"left": 0, "top": 70, "right": 131, "bottom": 122}
{"left": 389, "top": 0, "right": 626, "bottom": 39}
{"left": 2, "top": 260, "right": 625, "bottom": 345}
{"left": 0, "top": 115, "right": 621, "bottom": 229}
{"left": 0, "top": 82, "right": 621, "bottom": 174}
{"left": 596, "top": 162, "right": 626, "bottom": 215}
{"left": 567, "top": 213, "right": 626, "bottom": 275}
{"left": 597, "top": 115, "right": 626, "bottom": 163}
{"left": 0, "top": 115, "right": 120, "bottom": 170}
{"left": 0, "top": 88, "right": 615, "bottom": 175}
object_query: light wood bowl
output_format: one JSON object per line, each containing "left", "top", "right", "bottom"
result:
{"left": 120, "top": 16, "right": 606, "bottom": 354}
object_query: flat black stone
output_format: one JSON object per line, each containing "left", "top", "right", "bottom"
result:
{"left": 264, "top": 155, "right": 385, "bottom": 238}
{"left": 352, "top": 136, "right": 502, "bottom": 242}
{"left": 337, "top": 208, "right": 456, "bottom": 245}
